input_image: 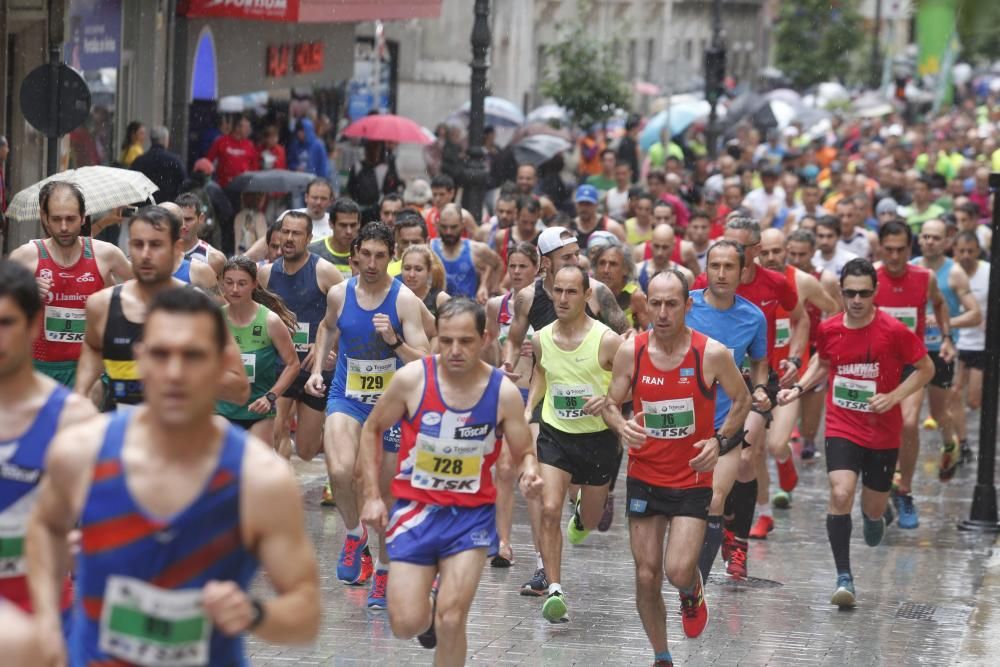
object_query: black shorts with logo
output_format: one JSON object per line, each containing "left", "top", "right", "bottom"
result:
{"left": 625, "top": 478, "right": 712, "bottom": 520}
{"left": 825, "top": 437, "right": 899, "bottom": 493}
{"left": 928, "top": 350, "right": 954, "bottom": 389}
{"left": 536, "top": 420, "right": 619, "bottom": 486}
{"left": 282, "top": 368, "right": 333, "bottom": 412}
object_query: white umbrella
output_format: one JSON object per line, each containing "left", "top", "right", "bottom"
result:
{"left": 526, "top": 104, "right": 568, "bottom": 124}
{"left": 6, "top": 166, "right": 159, "bottom": 224}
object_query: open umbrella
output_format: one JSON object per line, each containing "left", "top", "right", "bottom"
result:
{"left": 850, "top": 92, "right": 895, "bottom": 118}
{"left": 454, "top": 96, "right": 525, "bottom": 127}
{"left": 639, "top": 101, "right": 715, "bottom": 150}
{"left": 751, "top": 99, "right": 798, "bottom": 131}
{"left": 6, "top": 166, "right": 158, "bottom": 224}
{"left": 525, "top": 104, "right": 568, "bottom": 124}
{"left": 226, "top": 170, "right": 316, "bottom": 194}
{"left": 342, "top": 114, "right": 432, "bottom": 145}
{"left": 510, "top": 122, "right": 572, "bottom": 144}
{"left": 513, "top": 135, "right": 572, "bottom": 166}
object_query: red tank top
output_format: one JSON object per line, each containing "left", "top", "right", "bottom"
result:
{"left": 31, "top": 237, "right": 105, "bottom": 362}
{"left": 628, "top": 330, "right": 716, "bottom": 489}
{"left": 768, "top": 264, "right": 798, "bottom": 370}
{"left": 393, "top": 357, "right": 504, "bottom": 507}
{"left": 874, "top": 264, "right": 930, "bottom": 340}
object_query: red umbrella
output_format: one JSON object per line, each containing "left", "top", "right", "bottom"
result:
{"left": 342, "top": 114, "right": 432, "bottom": 145}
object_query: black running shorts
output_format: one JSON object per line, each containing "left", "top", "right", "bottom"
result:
{"left": 536, "top": 420, "right": 619, "bottom": 486}
{"left": 625, "top": 478, "right": 712, "bottom": 520}
{"left": 959, "top": 349, "right": 986, "bottom": 371}
{"left": 927, "top": 350, "right": 954, "bottom": 389}
{"left": 282, "top": 368, "right": 332, "bottom": 412}
{"left": 825, "top": 437, "right": 899, "bottom": 493}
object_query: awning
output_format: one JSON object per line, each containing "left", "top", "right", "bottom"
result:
{"left": 178, "top": 0, "right": 441, "bottom": 23}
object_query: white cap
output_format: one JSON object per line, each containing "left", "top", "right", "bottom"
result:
{"left": 538, "top": 226, "right": 577, "bottom": 255}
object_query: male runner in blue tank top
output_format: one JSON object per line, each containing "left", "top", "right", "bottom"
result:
{"left": 0, "top": 262, "right": 96, "bottom": 625}
{"left": 27, "top": 288, "right": 320, "bottom": 666}
{"left": 257, "top": 210, "right": 343, "bottom": 470}
{"left": 431, "top": 203, "right": 501, "bottom": 303}
{"left": 306, "top": 222, "right": 431, "bottom": 601}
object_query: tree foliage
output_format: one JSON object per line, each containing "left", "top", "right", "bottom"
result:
{"left": 540, "top": 22, "right": 631, "bottom": 129}
{"left": 774, "top": 0, "right": 864, "bottom": 89}
{"left": 956, "top": 0, "right": 1000, "bottom": 63}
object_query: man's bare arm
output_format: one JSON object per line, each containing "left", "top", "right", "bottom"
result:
{"left": 74, "top": 289, "right": 110, "bottom": 399}
{"left": 592, "top": 282, "right": 630, "bottom": 334}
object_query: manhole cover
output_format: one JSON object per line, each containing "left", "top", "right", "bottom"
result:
{"left": 706, "top": 573, "right": 783, "bottom": 589}
{"left": 895, "top": 602, "right": 972, "bottom": 625}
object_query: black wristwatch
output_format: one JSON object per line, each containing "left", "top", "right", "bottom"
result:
{"left": 792, "top": 383, "right": 804, "bottom": 395}
{"left": 265, "top": 391, "right": 277, "bottom": 406}
{"left": 788, "top": 356, "right": 803, "bottom": 369}
{"left": 247, "top": 597, "right": 266, "bottom": 631}
{"left": 717, "top": 430, "right": 746, "bottom": 456}
{"left": 388, "top": 336, "right": 404, "bottom": 350}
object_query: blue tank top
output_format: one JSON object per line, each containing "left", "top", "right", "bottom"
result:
{"left": 432, "top": 238, "right": 478, "bottom": 298}
{"left": 72, "top": 412, "right": 258, "bottom": 667}
{"left": 172, "top": 259, "right": 191, "bottom": 283}
{"left": 910, "top": 257, "right": 962, "bottom": 351}
{"left": 330, "top": 277, "right": 403, "bottom": 407}
{"left": 268, "top": 254, "right": 327, "bottom": 361}
{"left": 0, "top": 386, "right": 69, "bottom": 602}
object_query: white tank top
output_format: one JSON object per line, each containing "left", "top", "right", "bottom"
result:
{"left": 957, "top": 260, "right": 989, "bottom": 352}
{"left": 605, "top": 187, "right": 629, "bottom": 221}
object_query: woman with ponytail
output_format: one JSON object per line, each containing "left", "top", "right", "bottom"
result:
{"left": 400, "top": 244, "right": 450, "bottom": 317}
{"left": 217, "top": 256, "right": 300, "bottom": 452}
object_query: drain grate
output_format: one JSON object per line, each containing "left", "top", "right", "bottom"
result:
{"left": 895, "top": 602, "right": 972, "bottom": 625}
{"left": 706, "top": 573, "right": 783, "bottom": 589}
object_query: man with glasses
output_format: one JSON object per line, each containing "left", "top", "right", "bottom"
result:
{"left": 778, "top": 258, "right": 932, "bottom": 607}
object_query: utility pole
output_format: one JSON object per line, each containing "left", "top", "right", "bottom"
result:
{"left": 870, "top": 0, "right": 883, "bottom": 89}
{"left": 704, "top": 0, "right": 725, "bottom": 160}
{"left": 461, "top": 0, "right": 490, "bottom": 222}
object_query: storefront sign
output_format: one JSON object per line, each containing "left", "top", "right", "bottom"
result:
{"left": 179, "top": 0, "right": 300, "bottom": 22}
{"left": 65, "top": 0, "right": 122, "bottom": 71}
{"left": 266, "top": 42, "right": 323, "bottom": 77}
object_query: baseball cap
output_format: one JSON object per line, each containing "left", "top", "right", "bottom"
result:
{"left": 193, "top": 158, "right": 214, "bottom": 175}
{"left": 875, "top": 198, "right": 899, "bottom": 216}
{"left": 575, "top": 184, "right": 599, "bottom": 204}
{"left": 538, "top": 226, "right": 577, "bottom": 255}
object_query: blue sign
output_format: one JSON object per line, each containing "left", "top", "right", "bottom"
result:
{"left": 65, "top": 0, "right": 122, "bottom": 71}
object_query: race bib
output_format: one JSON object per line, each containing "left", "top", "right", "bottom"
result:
{"left": 44, "top": 305, "right": 86, "bottom": 343}
{"left": 0, "top": 490, "right": 37, "bottom": 580}
{"left": 832, "top": 376, "right": 876, "bottom": 412}
{"left": 345, "top": 357, "right": 395, "bottom": 404}
{"left": 99, "top": 576, "right": 211, "bottom": 667}
{"left": 292, "top": 322, "right": 310, "bottom": 353}
{"left": 241, "top": 353, "right": 256, "bottom": 384}
{"left": 412, "top": 434, "right": 484, "bottom": 493}
{"left": 550, "top": 383, "right": 594, "bottom": 420}
{"left": 641, "top": 398, "right": 696, "bottom": 439}
{"left": 882, "top": 306, "right": 917, "bottom": 333}
{"left": 774, "top": 318, "right": 790, "bottom": 348}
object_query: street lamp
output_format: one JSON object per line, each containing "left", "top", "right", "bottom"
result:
{"left": 704, "top": 0, "right": 725, "bottom": 160}
{"left": 461, "top": 0, "right": 490, "bottom": 222}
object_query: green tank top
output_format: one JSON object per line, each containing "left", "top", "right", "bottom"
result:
{"left": 539, "top": 319, "right": 613, "bottom": 434}
{"left": 217, "top": 304, "right": 278, "bottom": 421}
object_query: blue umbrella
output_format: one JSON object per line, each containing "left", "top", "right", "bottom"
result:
{"left": 454, "top": 96, "right": 525, "bottom": 127}
{"left": 639, "top": 101, "right": 712, "bottom": 150}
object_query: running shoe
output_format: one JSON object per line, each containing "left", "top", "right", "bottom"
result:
{"left": 679, "top": 572, "right": 709, "bottom": 638}
{"left": 336, "top": 529, "right": 368, "bottom": 584}
{"left": 790, "top": 426, "right": 801, "bottom": 442}
{"left": 895, "top": 493, "right": 919, "bottom": 529}
{"left": 417, "top": 588, "right": 437, "bottom": 648}
{"left": 726, "top": 539, "right": 748, "bottom": 580}
{"left": 772, "top": 490, "right": 791, "bottom": 509}
{"left": 922, "top": 416, "right": 938, "bottom": 430}
{"left": 960, "top": 440, "right": 974, "bottom": 465}
{"left": 748, "top": 515, "right": 774, "bottom": 540}
{"left": 653, "top": 660, "right": 674, "bottom": 667}
{"left": 542, "top": 591, "right": 569, "bottom": 623}
{"left": 566, "top": 505, "right": 591, "bottom": 546}
{"left": 520, "top": 568, "right": 548, "bottom": 596}
{"left": 320, "top": 480, "right": 336, "bottom": 506}
{"left": 800, "top": 439, "right": 817, "bottom": 461}
{"left": 597, "top": 492, "right": 615, "bottom": 532}
{"left": 358, "top": 546, "right": 374, "bottom": 585}
{"left": 776, "top": 457, "right": 799, "bottom": 493}
{"left": 938, "top": 441, "right": 959, "bottom": 481}
{"left": 830, "top": 573, "right": 856, "bottom": 608}
{"left": 862, "top": 513, "right": 886, "bottom": 547}
{"left": 721, "top": 527, "right": 736, "bottom": 563}
{"left": 490, "top": 542, "right": 514, "bottom": 568}
{"left": 367, "top": 569, "right": 389, "bottom": 609}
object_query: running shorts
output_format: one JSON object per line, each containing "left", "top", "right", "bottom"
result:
{"left": 825, "top": 437, "right": 899, "bottom": 493}
{"left": 283, "top": 368, "right": 332, "bottom": 412}
{"left": 625, "top": 478, "right": 712, "bottom": 520}
{"left": 959, "top": 349, "right": 986, "bottom": 371}
{"left": 226, "top": 417, "right": 265, "bottom": 432}
{"left": 385, "top": 500, "right": 497, "bottom": 565}
{"left": 536, "top": 420, "right": 619, "bottom": 486}
{"left": 326, "top": 395, "right": 400, "bottom": 452}
{"left": 927, "top": 350, "right": 954, "bottom": 389}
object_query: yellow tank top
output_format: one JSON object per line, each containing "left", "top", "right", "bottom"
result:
{"left": 539, "top": 319, "right": 613, "bottom": 433}
{"left": 625, "top": 218, "right": 652, "bottom": 247}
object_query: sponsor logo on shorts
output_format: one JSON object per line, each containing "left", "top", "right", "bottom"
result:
{"left": 629, "top": 498, "right": 648, "bottom": 513}
{"left": 470, "top": 530, "right": 491, "bottom": 546}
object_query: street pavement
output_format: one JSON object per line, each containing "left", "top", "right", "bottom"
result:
{"left": 248, "top": 413, "right": 1000, "bottom": 666}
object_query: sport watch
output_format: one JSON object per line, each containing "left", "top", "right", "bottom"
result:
{"left": 265, "top": 391, "right": 277, "bottom": 405}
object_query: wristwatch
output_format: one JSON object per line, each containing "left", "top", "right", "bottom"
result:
{"left": 247, "top": 597, "right": 266, "bottom": 631}
{"left": 388, "top": 336, "right": 404, "bottom": 350}
{"left": 788, "top": 356, "right": 803, "bottom": 369}
{"left": 717, "top": 430, "right": 746, "bottom": 456}
{"left": 265, "top": 391, "right": 277, "bottom": 406}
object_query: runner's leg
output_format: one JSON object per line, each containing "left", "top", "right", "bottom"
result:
{"left": 249, "top": 417, "right": 275, "bottom": 449}
{"left": 434, "top": 547, "right": 489, "bottom": 667}
{"left": 664, "top": 516, "right": 708, "bottom": 594}
{"left": 493, "top": 444, "right": 516, "bottom": 563}
{"left": 538, "top": 463, "right": 572, "bottom": 586}
{"left": 387, "top": 561, "right": 438, "bottom": 639}
{"left": 897, "top": 390, "right": 923, "bottom": 493}
{"left": 577, "top": 482, "right": 611, "bottom": 530}
{"left": 273, "top": 397, "right": 294, "bottom": 459}
{"left": 295, "top": 402, "right": 327, "bottom": 462}
{"left": 799, "top": 388, "right": 825, "bottom": 459}
{"left": 630, "top": 515, "right": 669, "bottom": 655}
{"left": 324, "top": 413, "right": 364, "bottom": 528}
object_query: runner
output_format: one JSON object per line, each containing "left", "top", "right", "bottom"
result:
{"left": 590, "top": 237, "right": 649, "bottom": 330}
{"left": 623, "top": 190, "right": 655, "bottom": 247}
{"left": 604, "top": 269, "right": 751, "bottom": 667}
{"left": 388, "top": 210, "right": 430, "bottom": 278}
{"left": 494, "top": 196, "right": 542, "bottom": 267}
{"left": 486, "top": 242, "right": 540, "bottom": 568}
{"left": 636, "top": 223, "right": 695, "bottom": 294}
{"left": 357, "top": 298, "right": 543, "bottom": 663}
{"left": 175, "top": 192, "right": 226, "bottom": 275}
{"left": 161, "top": 202, "right": 220, "bottom": 293}
{"left": 0, "top": 261, "right": 96, "bottom": 624}
{"left": 874, "top": 220, "right": 951, "bottom": 528}
{"left": 306, "top": 222, "right": 431, "bottom": 598}
{"left": 911, "top": 219, "right": 981, "bottom": 480}
{"left": 217, "top": 256, "right": 301, "bottom": 452}
{"left": 686, "top": 240, "right": 771, "bottom": 582}
{"left": 527, "top": 265, "right": 623, "bottom": 623}
{"left": 9, "top": 182, "right": 132, "bottom": 387}
{"left": 431, "top": 203, "right": 501, "bottom": 303}
{"left": 683, "top": 209, "right": 715, "bottom": 274}
{"left": 633, "top": 203, "right": 699, "bottom": 276}
{"left": 400, "top": 244, "right": 451, "bottom": 318}
{"left": 256, "top": 210, "right": 343, "bottom": 469}
{"left": 74, "top": 206, "right": 249, "bottom": 410}
{"left": 813, "top": 215, "right": 858, "bottom": 277}
{"left": 571, "top": 184, "right": 626, "bottom": 247}
{"left": 27, "top": 288, "right": 321, "bottom": 664}
{"left": 952, "top": 230, "right": 990, "bottom": 463}
{"left": 777, "top": 258, "right": 933, "bottom": 607}
{"left": 308, "top": 198, "right": 361, "bottom": 280}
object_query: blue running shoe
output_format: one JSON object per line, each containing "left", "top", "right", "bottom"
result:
{"left": 367, "top": 568, "right": 388, "bottom": 609}
{"left": 520, "top": 568, "right": 548, "bottom": 596}
{"left": 336, "top": 528, "right": 368, "bottom": 584}
{"left": 862, "top": 513, "right": 886, "bottom": 546}
{"left": 896, "top": 493, "right": 919, "bottom": 529}
{"left": 830, "top": 573, "right": 856, "bottom": 608}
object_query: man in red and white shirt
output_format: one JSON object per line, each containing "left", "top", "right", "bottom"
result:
{"left": 205, "top": 116, "right": 259, "bottom": 189}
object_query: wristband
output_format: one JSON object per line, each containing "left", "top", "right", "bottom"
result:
{"left": 793, "top": 383, "right": 804, "bottom": 394}
{"left": 753, "top": 383, "right": 769, "bottom": 394}
{"left": 247, "top": 598, "right": 266, "bottom": 631}
{"left": 788, "top": 356, "right": 803, "bottom": 369}
{"left": 388, "top": 336, "right": 403, "bottom": 350}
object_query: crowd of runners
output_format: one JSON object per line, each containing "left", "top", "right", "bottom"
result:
{"left": 0, "top": 105, "right": 996, "bottom": 667}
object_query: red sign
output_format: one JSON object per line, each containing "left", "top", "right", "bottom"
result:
{"left": 267, "top": 42, "right": 323, "bottom": 77}
{"left": 179, "top": 0, "right": 300, "bottom": 22}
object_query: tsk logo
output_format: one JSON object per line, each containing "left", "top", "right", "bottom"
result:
{"left": 455, "top": 423, "right": 489, "bottom": 439}
{"left": 76, "top": 272, "right": 96, "bottom": 283}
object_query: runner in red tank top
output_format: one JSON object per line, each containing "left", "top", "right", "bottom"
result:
{"left": 606, "top": 269, "right": 750, "bottom": 660}
{"left": 778, "top": 257, "right": 932, "bottom": 609}
{"left": 872, "top": 221, "right": 950, "bottom": 530}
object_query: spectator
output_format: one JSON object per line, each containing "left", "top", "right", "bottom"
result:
{"left": 179, "top": 158, "right": 234, "bottom": 254}
{"left": 197, "top": 113, "right": 231, "bottom": 162}
{"left": 586, "top": 148, "right": 618, "bottom": 194}
{"left": 118, "top": 121, "right": 145, "bottom": 167}
{"left": 205, "top": 115, "right": 259, "bottom": 189}
{"left": 287, "top": 118, "right": 329, "bottom": 179}
{"left": 440, "top": 124, "right": 466, "bottom": 187}
{"left": 130, "top": 126, "right": 186, "bottom": 203}
{"left": 616, "top": 113, "right": 641, "bottom": 182}
{"left": 258, "top": 124, "right": 287, "bottom": 171}
{"left": 346, "top": 140, "right": 401, "bottom": 223}
{"left": 577, "top": 128, "right": 604, "bottom": 181}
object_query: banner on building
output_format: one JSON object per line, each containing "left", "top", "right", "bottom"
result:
{"left": 65, "top": 0, "right": 122, "bottom": 71}
{"left": 179, "top": 0, "right": 301, "bottom": 22}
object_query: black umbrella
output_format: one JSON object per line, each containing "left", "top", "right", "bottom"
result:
{"left": 512, "top": 135, "right": 572, "bottom": 167}
{"left": 226, "top": 169, "right": 316, "bottom": 194}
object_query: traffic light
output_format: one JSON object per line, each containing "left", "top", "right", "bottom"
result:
{"left": 705, "top": 46, "right": 726, "bottom": 105}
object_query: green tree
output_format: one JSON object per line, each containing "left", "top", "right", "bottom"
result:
{"left": 540, "top": 21, "right": 630, "bottom": 129}
{"left": 956, "top": 0, "right": 1000, "bottom": 62}
{"left": 774, "top": 0, "right": 864, "bottom": 89}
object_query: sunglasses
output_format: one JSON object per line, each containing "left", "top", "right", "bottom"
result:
{"left": 841, "top": 289, "right": 874, "bottom": 299}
